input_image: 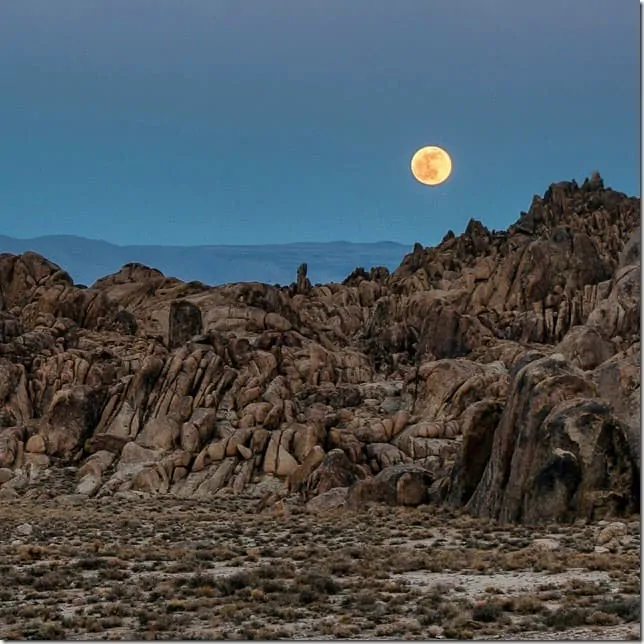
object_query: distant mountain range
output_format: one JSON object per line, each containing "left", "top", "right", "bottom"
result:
{"left": 0, "top": 235, "right": 412, "bottom": 287}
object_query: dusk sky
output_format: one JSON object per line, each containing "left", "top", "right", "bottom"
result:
{"left": 0, "top": 0, "right": 639, "bottom": 247}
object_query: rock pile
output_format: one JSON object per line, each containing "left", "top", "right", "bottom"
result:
{"left": 0, "top": 174, "right": 639, "bottom": 523}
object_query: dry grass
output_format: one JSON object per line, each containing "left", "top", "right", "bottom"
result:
{"left": 0, "top": 496, "right": 639, "bottom": 640}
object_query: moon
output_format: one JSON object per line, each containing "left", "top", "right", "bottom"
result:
{"left": 410, "top": 145, "right": 452, "bottom": 186}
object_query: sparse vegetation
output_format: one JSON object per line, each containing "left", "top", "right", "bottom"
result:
{"left": 0, "top": 496, "right": 639, "bottom": 640}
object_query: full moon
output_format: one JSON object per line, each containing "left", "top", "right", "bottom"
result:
{"left": 410, "top": 145, "right": 452, "bottom": 186}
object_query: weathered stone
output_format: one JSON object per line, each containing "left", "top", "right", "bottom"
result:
{"left": 180, "top": 422, "right": 200, "bottom": 453}
{"left": 250, "top": 429, "right": 271, "bottom": 455}
{"left": 41, "top": 386, "right": 106, "bottom": 458}
{"left": 305, "top": 449, "right": 362, "bottom": 498}
{"left": 23, "top": 453, "right": 50, "bottom": 468}
{"left": 276, "top": 445, "right": 299, "bottom": 477}
{"left": 84, "top": 433, "right": 128, "bottom": 455}
{"left": 25, "top": 434, "right": 46, "bottom": 454}
{"left": 597, "top": 521, "right": 628, "bottom": 546}
{"left": 172, "top": 466, "right": 188, "bottom": 483}
{"left": 291, "top": 423, "right": 320, "bottom": 462}
{"left": 531, "top": 538, "right": 560, "bottom": 551}
{"left": 225, "top": 428, "right": 251, "bottom": 457}
{"left": 136, "top": 415, "right": 180, "bottom": 452}
{"left": 287, "top": 444, "right": 326, "bottom": 493}
{"left": 237, "top": 444, "right": 253, "bottom": 460}
{"left": 346, "top": 465, "right": 433, "bottom": 509}
{"left": 446, "top": 400, "right": 504, "bottom": 506}
{"left": 263, "top": 430, "right": 281, "bottom": 475}
{"left": 0, "top": 468, "right": 14, "bottom": 484}
{"left": 76, "top": 473, "right": 102, "bottom": 496}
{"left": 305, "top": 487, "right": 348, "bottom": 513}
{"left": 16, "top": 523, "right": 33, "bottom": 536}
{"left": 193, "top": 457, "right": 237, "bottom": 498}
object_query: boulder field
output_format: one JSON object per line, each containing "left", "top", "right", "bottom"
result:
{"left": 0, "top": 173, "right": 639, "bottom": 523}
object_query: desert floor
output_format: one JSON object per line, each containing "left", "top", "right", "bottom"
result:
{"left": 1, "top": 490, "right": 640, "bottom": 641}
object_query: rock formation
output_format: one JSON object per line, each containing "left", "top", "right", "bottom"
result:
{"left": 0, "top": 173, "right": 639, "bottom": 523}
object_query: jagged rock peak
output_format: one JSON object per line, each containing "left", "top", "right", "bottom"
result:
{"left": 464, "top": 218, "right": 490, "bottom": 237}
{"left": 583, "top": 170, "right": 605, "bottom": 191}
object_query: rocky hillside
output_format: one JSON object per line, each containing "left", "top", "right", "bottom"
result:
{"left": 0, "top": 172, "right": 639, "bottom": 523}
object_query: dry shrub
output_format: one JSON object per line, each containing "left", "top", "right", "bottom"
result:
{"left": 596, "top": 596, "right": 640, "bottom": 622}
{"left": 472, "top": 599, "right": 504, "bottom": 623}
{"left": 544, "top": 607, "right": 590, "bottom": 629}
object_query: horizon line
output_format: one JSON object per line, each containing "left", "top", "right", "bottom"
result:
{"left": 0, "top": 234, "right": 416, "bottom": 249}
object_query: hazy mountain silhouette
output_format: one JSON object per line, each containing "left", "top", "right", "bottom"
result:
{"left": 0, "top": 235, "right": 411, "bottom": 287}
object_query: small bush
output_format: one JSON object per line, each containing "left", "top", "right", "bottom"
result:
{"left": 511, "top": 595, "right": 544, "bottom": 614}
{"left": 587, "top": 610, "right": 621, "bottom": 626}
{"left": 544, "top": 607, "right": 589, "bottom": 629}
{"left": 298, "top": 588, "right": 319, "bottom": 604}
{"left": 215, "top": 570, "right": 257, "bottom": 596}
{"left": 298, "top": 572, "right": 341, "bottom": 595}
{"left": 187, "top": 573, "right": 217, "bottom": 589}
{"left": 76, "top": 557, "right": 110, "bottom": 570}
{"left": 261, "top": 578, "right": 288, "bottom": 594}
{"left": 35, "top": 622, "right": 65, "bottom": 639}
{"left": 34, "top": 571, "right": 66, "bottom": 591}
{"left": 166, "top": 600, "right": 185, "bottom": 613}
{"left": 596, "top": 596, "right": 641, "bottom": 622}
{"left": 100, "top": 616, "right": 123, "bottom": 628}
{"left": 99, "top": 567, "right": 129, "bottom": 581}
{"left": 472, "top": 600, "right": 503, "bottom": 623}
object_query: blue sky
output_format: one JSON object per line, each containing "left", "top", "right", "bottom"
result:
{"left": 0, "top": 0, "right": 639, "bottom": 247}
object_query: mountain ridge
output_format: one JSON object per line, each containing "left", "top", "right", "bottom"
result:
{"left": 0, "top": 235, "right": 411, "bottom": 288}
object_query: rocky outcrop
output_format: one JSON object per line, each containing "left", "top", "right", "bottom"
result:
{"left": 464, "top": 354, "right": 638, "bottom": 523}
{"left": 0, "top": 174, "right": 639, "bottom": 523}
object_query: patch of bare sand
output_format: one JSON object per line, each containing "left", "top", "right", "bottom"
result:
{"left": 479, "top": 623, "right": 641, "bottom": 640}
{"left": 393, "top": 568, "right": 614, "bottom": 599}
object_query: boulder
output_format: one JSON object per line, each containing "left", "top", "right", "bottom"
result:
{"left": 346, "top": 464, "right": 433, "bottom": 509}
{"left": 466, "top": 355, "right": 638, "bottom": 523}
{"left": 41, "top": 386, "right": 106, "bottom": 459}
{"left": 305, "top": 449, "right": 363, "bottom": 498}
{"left": 25, "top": 434, "right": 46, "bottom": 454}
{"left": 136, "top": 415, "right": 180, "bottom": 451}
{"left": 556, "top": 326, "right": 615, "bottom": 371}
{"left": 306, "top": 487, "right": 348, "bottom": 513}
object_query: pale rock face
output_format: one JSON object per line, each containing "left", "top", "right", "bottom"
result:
{"left": 25, "top": 434, "right": 46, "bottom": 454}
{"left": 305, "top": 487, "right": 349, "bottom": 513}
{"left": 0, "top": 175, "right": 639, "bottom": 523}
{"left": 136, "top": 415, "right": 181, "bottom": 451}
{"left": 556, "top": 325, "right": 616, "bottom": 370}
{"left": 597, "top": 521, "right": 628, "bottom": 546}
{"left": 531, "top": 538, "right": 560, "bottom": 551}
